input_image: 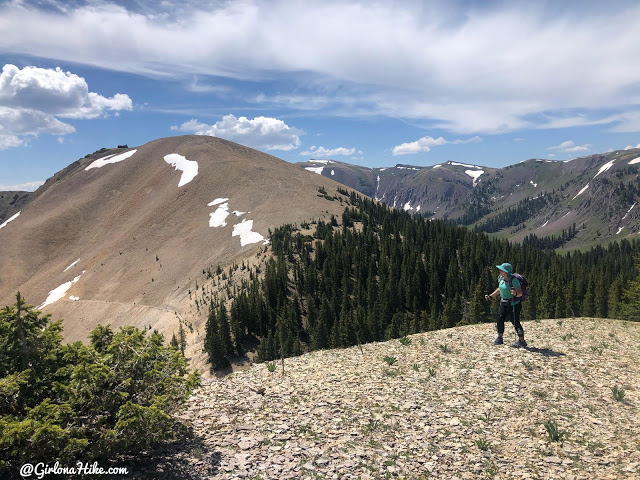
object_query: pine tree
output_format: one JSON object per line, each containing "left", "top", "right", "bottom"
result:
{"left": 468, "top": 279, "right": 489, "bottom": 324}
{"left": 620, "top": 256, "right": 640, "bottom": 321}
{"left": 178, "top": 321, "right": 187, "bottom": 355}
{"left": 311, "top": 297, "right": 331, "bottom": 350}
{"left": 607, "top": 275, "right": 624, "bottom": 320}
{"left": 218, "top": 304, "right": 234, "bottom": 357}
{"left": 170, "top": 332, "right": 179, "bottom": 350}
{"left": 204, "top": 303, "right": 228, "bottom": 370}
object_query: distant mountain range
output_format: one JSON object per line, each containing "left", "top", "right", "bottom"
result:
{"left": 298, "top": 148, "right": 640, "bottom": 249}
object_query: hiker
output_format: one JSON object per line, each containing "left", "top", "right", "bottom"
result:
{"left": 484, "top": 263, "right": 527, "bottom": 347}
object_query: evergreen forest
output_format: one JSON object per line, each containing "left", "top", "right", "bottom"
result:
{"left": 205, "top": 189, "right": 640, "bottom": 368}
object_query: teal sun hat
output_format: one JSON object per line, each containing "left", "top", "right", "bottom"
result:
{"left": 496, "top": 263, "right": 513, "bottom": 274}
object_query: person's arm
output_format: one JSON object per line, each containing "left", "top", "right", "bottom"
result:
{"left": 485, "top": 288, "right": 500, "bottom": 301}
{"left": 510, "top": 279, "right": 523, "bottom": 298}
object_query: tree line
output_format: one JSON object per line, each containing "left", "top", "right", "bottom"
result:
{"left": 205, "top": 189, "right": 640, "bottom": 368}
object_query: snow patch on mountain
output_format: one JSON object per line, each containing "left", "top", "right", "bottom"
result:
{"left": 0, "top": 211, "right": 20, "bottom": 230}
{"left": 593, "top": 159, "right": 615, "bottom": 179}
{"left": 85, "top": 150, "right": 138, "bottom": 171}
{"left": 622, "top": 203, "right": 636, "bottom": 220}
{"left": 629, "top": 157, "right": 640, "bottom": 165}
{"left": 232, "top": 219, "right": 265, "bottom": 246}
{"left": 465, "top": 169, "right": 484, "bottom": 186}
{"left": 164, "top": 153, "right": 199, "bottom": 187}
{"left": 541, "top": 220, "right": 549, "bottom": 228}
{"left": 63, "top": 259, "right": 80, "bottom": 273}
{"left": 404, "top": 201, "right": 412, "bottom": 211}
{"left": 617, "top": 227, "right": 625, "bottom": 235}
{"left": 573, "top": 184, "right": 589, "bottom": 200}
{"left": 69, "top": 296, "right": 80, "bottom": 301}
{"left": 305, "top": 166, "right": 324, "bottom": 175}
{"left": 38, "top": 271, "right": 84, "bottom": 309}
{"left": 208, "top": 198, "right": 228, "bottom": 206}
{"left": 530, "top": 181, "right": 537, "bottom": 188}
{"left": 209, "top": 202, "right": 230, "bottom": 227}
{"left": 451, "top": 162, "right": 480, "bottom": 169}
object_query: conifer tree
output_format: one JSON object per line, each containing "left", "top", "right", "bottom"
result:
{"left": 607, "top": 275, "right": 624, "bottom": 319}
{"left": 204, "top": 303, "right": 228, "bottom": 370}
{"left": 178, "top": 321, "right": 187, "bottom": 355}
{"left": 620, "top": 256, "right": 640, "bottom": 321}
{"left": 468, "top": 279, "right": 489, "bottom": 324}
{"left": 218, "top": 304, "right": 234, "bottom": 357}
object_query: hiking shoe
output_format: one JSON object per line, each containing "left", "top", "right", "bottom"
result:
{"left": 494, "top": 337, "right": 504, "bottom": 345}
{"left": 511, "top": 339, "right": 528, "bottom": 348}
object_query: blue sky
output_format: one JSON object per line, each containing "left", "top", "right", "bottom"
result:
{"left": 1, "top": 0, "right": 639, "bottom": 190}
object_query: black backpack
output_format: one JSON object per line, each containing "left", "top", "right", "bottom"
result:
{"left": 509, "top": 273, "right": 530, "bottom": 301}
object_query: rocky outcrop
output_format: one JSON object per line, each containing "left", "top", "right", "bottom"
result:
{"left": 154, "top": 317, "right": 639, "bottom": 478}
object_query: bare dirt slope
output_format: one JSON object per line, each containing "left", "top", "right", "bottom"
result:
{"left": 0, "top": 135, "right": 351, "bottom": 348}
{"left": 156, "top": 318, "right": 639, "bottom": 479}
{"left": 0, "top": 191, "right": 31, "bottom": 224}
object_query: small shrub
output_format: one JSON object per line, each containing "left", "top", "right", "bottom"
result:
{"left": 439, "top": 344, "right": 450, "bottom": 353}
{"left": 428, "top": 367, "right": 436, "bottom": 377}
{"left": 383, "top": 368, "right": 399, "bottom": 377}
{"left": 383, "top": 356, "right": 397, "bottom": 366}
{"left": 267, "top": 362, "right": 277, "bottom": 372}
{"left": 587, "top": 440, "right": 605, "bottom": 453}
{"left": 399, "top": 336, "right": 411, "bottom": 346}
{"left": 522, "top": 360, "right": 534, "bottom": 371}
{"left": 543, "top": 420, "right": 567, "bottom": 443}
{"left": 611, "top": 386, "right": 626, "bottom": 402}
{"left": 476, "top": 437, "right": 491, "bottom": 451}
{"left": 364, "top": 419, "right": 381, "bottom": 434}
{"left": 412, "top": 364, "right": 419, "bottom": 372}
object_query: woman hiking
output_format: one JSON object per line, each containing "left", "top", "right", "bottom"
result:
{"left": 485, "top": 263, "right": 527, "bottom": 347}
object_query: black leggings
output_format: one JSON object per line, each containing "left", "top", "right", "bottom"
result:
{"left": 496, "top": 302, "right": 524, "bottom": 337}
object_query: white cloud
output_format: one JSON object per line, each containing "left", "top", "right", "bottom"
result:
{"left": 300, "top": 146, "right": 360, "bottom": 157}
{"left": 171, "top": 114, "right": 303, "bottom": 151}
{"left": 0, "top": 64, "right": 132, "bottom": 147}
{"left": 0, "top": 180, "right": 44, "bottom": 191}
{"left": 1, "top": 3, "right": 640, "bottom": 134}
{"left": 624, "top": 144, "right": 640, "bottom": 150}
{"left": 548, "top": 140, "right": 590, "bottom": 153}
{"left": 0, "top": 134, "right": 24, "bottom": 150}
{"left": 0, "top": 65, "right": 131, "bottom": 118}
{"left": 392, "top": 135, "right": 482, "bottom": 156}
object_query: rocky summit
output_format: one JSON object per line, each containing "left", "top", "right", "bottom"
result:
{"left": 141, "top": 317, "right": 639, "bottom": 479}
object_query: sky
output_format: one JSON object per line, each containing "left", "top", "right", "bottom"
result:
{"left": 1, "top": 0, "right": 640, "bottom": 190}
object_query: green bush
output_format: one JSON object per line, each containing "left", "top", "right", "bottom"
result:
{"left": 0, "top": 293, "right": 200, "bottom": 474}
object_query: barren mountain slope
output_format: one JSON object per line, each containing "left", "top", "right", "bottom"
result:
{"left": 0, "top": 135, "right": 351, "bottom": 346}
{"left": 146, "top": 318, "right": 639, "bottom": 479}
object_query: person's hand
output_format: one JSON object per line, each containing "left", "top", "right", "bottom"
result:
{"left": 484, "top": 294, "right": 491, "bottom": 301}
